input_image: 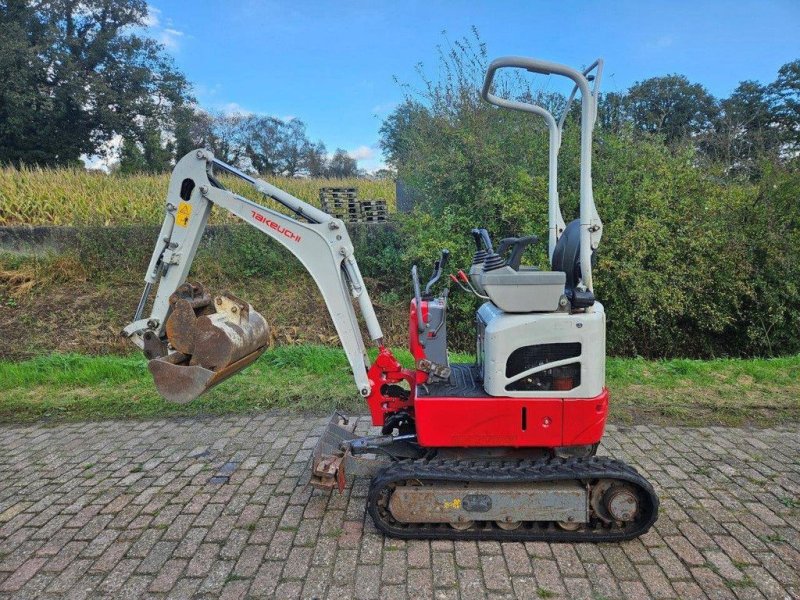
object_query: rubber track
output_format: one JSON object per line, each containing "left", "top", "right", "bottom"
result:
{"left": 367, "top": 456, "right": 659, "bottom": 542}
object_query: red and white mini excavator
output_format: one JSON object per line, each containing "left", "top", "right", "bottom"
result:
{"left": 124, "top": 55, "right": 658, "bottom": 542}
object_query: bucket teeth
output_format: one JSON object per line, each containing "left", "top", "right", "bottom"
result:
{"left": 148, "top": 282, "right": 270, "bottom": 403}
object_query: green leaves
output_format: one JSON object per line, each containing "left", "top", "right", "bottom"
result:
{"left": 380, "top": 32, "right": 800, "bottom": 358}
{"left": 0, "top": 1, "right": 191, "bottom": 166}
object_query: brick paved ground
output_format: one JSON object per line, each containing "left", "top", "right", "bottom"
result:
{"left": 0, "top": 413, "right": 797, "bottom": 599}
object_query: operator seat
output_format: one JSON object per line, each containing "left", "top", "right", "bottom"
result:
{"left": 476, "top": 219, "right": 595, "bottom": 312}
{"left": 551, "top": 219, "right": 595, "bottom": 309}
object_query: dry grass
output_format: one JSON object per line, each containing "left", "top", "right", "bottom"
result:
{"left": 0, "top": 254, "right": 86, "bottom": 297}
{"left": 0, "top": 166, "right": 395, "bottom": 226}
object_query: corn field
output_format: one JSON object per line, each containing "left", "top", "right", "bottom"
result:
{"left": 0, "top": 167, "right": 396, "bottom": 226}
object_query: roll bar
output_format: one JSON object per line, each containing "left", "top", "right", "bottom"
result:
{"left": 481, "top": 56, "right": 604, "bottom": 292}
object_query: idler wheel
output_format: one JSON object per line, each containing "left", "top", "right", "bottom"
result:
{"left": 604, "top": 485, "right": 639, "bottom": 522}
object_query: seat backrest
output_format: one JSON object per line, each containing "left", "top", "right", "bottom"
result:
{"left": 551, "top": 219, "right": 596, "bottom": 308}
{"left": 551, "top": 219, "right": 582, "bottom": 290}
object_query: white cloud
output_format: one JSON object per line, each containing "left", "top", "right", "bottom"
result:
{"left": 143, "top": 5, "right": 161, "bottom": 27}
{"left": 159, "top": 27, "right": 184, "bottom": 50}
{"left": 647, "top": 35, "right": 673, "bottom": 50}
{"left": 219, "top": 102, "right": 250, "bottom": 115}
{"left": 348, "top": 145, "right": 375, "bottom": 161}
{"left": 365, "top": 163, "right": 388, "bottom": 175}
{"left": 194, "top": 82, "right": 222, "bottom": 100}
{"left": 213, "top": 102, "right": 294, "bottom": 122}
{"left": 143, "top": 5, "right": 185, "bottom": 51}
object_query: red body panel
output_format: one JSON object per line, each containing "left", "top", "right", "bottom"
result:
{"left": 367, "top": 297, "right": 609, "bottom": 449}
{"left": 563, "top": 393, "right": 609, "bottom": 446}
{"left": 414, "top": 388, "right": 609, "bottom": 448}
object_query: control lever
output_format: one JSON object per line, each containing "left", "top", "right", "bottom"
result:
{"left": 424, "top": 249, "right": 450, "bottom": 296}
{"left": 411, "top": 265, "right": 424, "bottom": 332}
{"left": 507, "top": 235, "right": 539, "bottom": 270}
{"left": 496, "top": 237, "right": 519, "bottom": 257}
{"left": 470, "top": 228, "right": 494, "bottom": 252}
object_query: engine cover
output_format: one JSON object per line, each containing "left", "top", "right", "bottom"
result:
{"left": 477, "top": 302, "right": 605, "bottom": 399}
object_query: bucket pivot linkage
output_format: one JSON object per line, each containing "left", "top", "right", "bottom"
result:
{"left": 146, "top": 282, "right": 270, "bottom": 403}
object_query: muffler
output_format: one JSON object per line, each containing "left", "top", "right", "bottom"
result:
{"left": 147, "top": 282, "right": 270, "bottom": 403}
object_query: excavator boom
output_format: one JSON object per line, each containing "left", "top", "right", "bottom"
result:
{"left": 123, "top": 149, "right": 384, "bottom": 402}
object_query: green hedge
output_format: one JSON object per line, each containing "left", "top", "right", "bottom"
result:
{"left": 385, "top": 104, "right": 800, "bottom": 358}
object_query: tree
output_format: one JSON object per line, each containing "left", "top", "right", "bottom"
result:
{"left": 597, "top": 92, "right": 629, "bottom": 134}
{"left": 380, "top": 100, "right": 429, "bottom": 169}
{"left": 701, "top": 81, "right": 778, "bottom": 174}
{"left": 206, "top": 112, "right": 250, "bottom": 167}
{"left": 771, "top": 59, "right": 800, "bottom": 154}
{"left": 242, "top": 115, "right": 285, "bottom": 174}
{"left": 698, "top": 60, "right": 800, "bottom": 175}
{"left": 280, "top": 119, "right": 312, "bottom": 176}
{"left": 626, "top": 75, "right": 718, "bottom": 144}
{"left": 0, "top": 0, "right": 191, "bottom": 166}
{"left": 372, "top": 168, "right": 395, "bottom": 179}
{"left": 327, "top": 148, "right": 358, "bottom": 177}
{"left": 241, "top": 116, "right": 316, "bottom": 176}
{"left": 173, "top": 105, "right": 216, "bottom": 161}
{"left": 304, "top": 141, "right": 328, "bottom": 177}
{"left": 118, "top": 119, "right": 172, "bottom": 173}
{"left": 117, "top": 137, "right": 147, "bottom": 174}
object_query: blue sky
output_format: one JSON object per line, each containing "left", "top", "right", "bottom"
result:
{"left": 147, "top": 0, "right": 800, "bottom": 171}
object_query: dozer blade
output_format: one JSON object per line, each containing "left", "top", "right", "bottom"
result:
{"left": 147, "top": 282, "right": 270, "bottom": 403}
{"left": 310, "top": 413, "right": 395, "bottom": 492}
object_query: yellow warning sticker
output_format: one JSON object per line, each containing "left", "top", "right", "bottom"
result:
{"left": 176, "top": 201, "right": 192, "bottom": 227}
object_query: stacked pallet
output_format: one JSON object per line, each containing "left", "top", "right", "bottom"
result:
{"left": 319, "top": 187, "right": 358, "bottom": 222}
{"left": 319, "top": 188, "right": 388, "bottom": 223}
{"left": 359, "top": 200, "right": 388, "bottom": 222}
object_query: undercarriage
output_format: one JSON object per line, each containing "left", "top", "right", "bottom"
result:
{"left": 310, "top": 414, "right": 659, "bottom": 542}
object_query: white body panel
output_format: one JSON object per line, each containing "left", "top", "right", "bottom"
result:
{"left": 477, "top": 302, "right": 606, "bottom": 398}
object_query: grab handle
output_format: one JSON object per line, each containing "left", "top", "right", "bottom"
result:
{"left": 411, "top": 265, "right": 424, "bottom": 332}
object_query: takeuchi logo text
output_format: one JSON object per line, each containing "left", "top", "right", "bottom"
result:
{"left": 251, "top": 210, "right": 301, "bottom": 242}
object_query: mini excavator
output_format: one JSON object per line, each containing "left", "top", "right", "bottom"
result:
{"left": 123, "top": 56, "right": 659, "bottom": 542}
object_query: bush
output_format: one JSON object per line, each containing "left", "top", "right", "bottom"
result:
{"left": 380, "top": 32, "right": 800, "bottom": 358}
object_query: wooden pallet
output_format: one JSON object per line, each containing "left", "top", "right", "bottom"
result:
{"left": 362, "top": 214, "right": 388, "bottom": 222}
{"left": 360, "top": 199, "right": 388, "bottom": 222}
{"left": 319, "top": 189, "right": 390, "bottom": 223}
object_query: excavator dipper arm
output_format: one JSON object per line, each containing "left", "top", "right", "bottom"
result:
{"left": 123, "top": 149, "right": 383, "bottom": 400}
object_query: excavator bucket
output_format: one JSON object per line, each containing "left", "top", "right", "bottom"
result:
{"left": 146, "top": 282, "right": 270, "bottom": 403}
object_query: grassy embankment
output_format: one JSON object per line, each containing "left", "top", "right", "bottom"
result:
{"left": 1, "top": 346, "right": 797, "bottom": 427}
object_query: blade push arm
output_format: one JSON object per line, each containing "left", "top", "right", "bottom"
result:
{"left": 123, "top": 149, "right": 383, "bottom": 397}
